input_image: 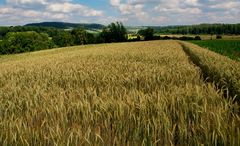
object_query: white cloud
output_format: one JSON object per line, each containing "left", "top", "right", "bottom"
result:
{"left": 0, "top": 6, "right": 68, "bottom": 20}
{"left": 109, "top": 0, "right": 149, "bottom": 24}
{"left": 0, "top": 0, "right": 105, "bottom": 25}
{"left": 154, "top": 6, "right": 202, "bottom": 14}
{"left": 47, "top": 2, "right": 103, "bottom": 17}
{"left": 110, "top": 0, "right": 121, "bottom": 6}
{"left": 0, "top": 7, "right": 14, "bottom": 14}
{"left": 153, "top": 16, "right": 169, "bottom": 23}
{"left": 127, "top": 0, "right": 159, "bottom": 5}
{"left": 210, "top": 1, "right": 240, "bottom": 9}
{"left": 0, "top": 0, "right": 240, "bottom": 26}
{"left": 6, "top": 0, "right": 48, "bottom": 5}
{"left": 109, "top": 0, "right": 203, "bottom": 25}
{"left": 118, "top": 4, "right": 144, "bottom": 15}
{"left": 184, "top": 0, "right": 199, "bottom": 6}
{"left": 154, "top": 0, "right": 201, "bottom": 13}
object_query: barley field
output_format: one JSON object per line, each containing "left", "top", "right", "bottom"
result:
{"left": 0, "top": 41, "right": 239, "bottom": 145}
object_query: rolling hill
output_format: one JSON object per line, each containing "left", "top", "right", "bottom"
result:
{"left": 25, "top": 22, "right": 105, "bottom": 29}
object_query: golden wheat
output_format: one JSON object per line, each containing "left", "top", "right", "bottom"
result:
{"left": 0, "top": 40, "right": 239, "bottom": 145}
{"left": 180, "top": 41, "right": 240, "bottom": 101}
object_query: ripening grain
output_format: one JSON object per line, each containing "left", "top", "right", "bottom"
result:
{"left": 181, "top": 41, "right": 240, "bottom": 101}
{"left": 0, "top": 41, "right": 239, "bottom": 146}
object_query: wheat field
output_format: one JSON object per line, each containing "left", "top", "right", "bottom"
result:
{"left": 0, "top": 40, "right": 239, "bottom": 145}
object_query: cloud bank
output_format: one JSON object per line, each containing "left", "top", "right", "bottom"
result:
{"left": 0, "top": 0, "right": 239, "bottom": 26}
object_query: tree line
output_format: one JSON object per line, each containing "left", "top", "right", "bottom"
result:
{"left": 0, "top": 31, "right": 54, "bottom": 54}
{"left": 154, "top": 24, "right": 240, "bottom": 35}
{"left": 0, "top": 22, "right": 130, "bottom": 55}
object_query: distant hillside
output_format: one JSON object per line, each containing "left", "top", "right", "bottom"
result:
{"left": 25, "top": 22, "right": 105, "bottom": 29}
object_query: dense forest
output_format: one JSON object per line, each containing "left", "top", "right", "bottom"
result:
{"left": 154, "top": 24, "right": 240, "bottom": 35}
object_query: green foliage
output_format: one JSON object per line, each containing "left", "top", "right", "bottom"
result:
{"left": 25, "top": 22, "right": 104, "bottom": 29}
{"left": 85, "top": 33, "right": 95, "bottom": 44}
{"left": 71, "top": 28, "right": 87, "bottom": 45}
{"left": 0, "top": 41, "right": 2, "bottom": 53}
{"left": 190, "top": 40, "right": 240, "bottom": 60}
{"left": 52, "top": 29, "right": 96, "bottom": 47}
{"left": 99, "top": 22, "right": 127, "bottom": 43}
{"left": 0, "top": 31, "right": 54, "bottom": 54}
{"left": 52, "top": 31, "right": 74, "bottom": 47}
{"left": 71, "top": 28, "right": 95, "bottom": 45}
{"left": 160, "top": 35, "right": 201, "bottom": 40}
{"left": 138, "top": 28, "right": 154, "bottom": 40}
{"left": 0, "top": 26, "right": 98, "bottom": 54}
{"left": 0, "top": 22, "right": 126, "bottom": 54}
{"left": 155, "top": 24, "right": 240, "bottom": 35}
{"left": 178, "top": 36, "right": 195, "bottom": 40}
{"left": 0, "top": 27, "right": 8, "bottom": 39}
{"left": 0, "top": 26, "right": 60, "bottom": 39}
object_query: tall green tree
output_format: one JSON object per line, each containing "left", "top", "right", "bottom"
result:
{"left": 85, "top": 33, "right": 95, "bottom": 44}
{"left": 99, "top": 22, "right": 127, "bottom": 43}
{"left": 52, "top": 31, "right": 74, "bottom": 47}
{"left": 138, "top": 28, "right": 154, "bottom": 40}
{"left": 71, "top": 28, "right": 96, "bottom": 45}
{"left": 71, "top": 28, "right": 87, "bottom": 45}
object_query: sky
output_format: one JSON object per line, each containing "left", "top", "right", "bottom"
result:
{"left": 0, "top": 0, "right": 239, "bottom": 26}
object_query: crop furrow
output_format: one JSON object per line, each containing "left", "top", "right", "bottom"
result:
{"left": 180, "top": 41, "right": 240, "bottom": 102}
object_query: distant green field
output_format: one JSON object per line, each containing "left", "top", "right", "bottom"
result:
{"left": 190, "top": 40, "right": 240, "bottom": 61}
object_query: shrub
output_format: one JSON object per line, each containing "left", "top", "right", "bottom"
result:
{"left": 138, "top": 28, "right": 154, "bottom": 40}
{"left": 153, "top": 35, "right": 160, "bottom": 40}
{"left": 216, "top": 35, "right": 222, "bottom": 39}
{"left": 194, "top": 36, "right": 201, "bottom": 40}
{"left": 179, "top": 36, "right": 195, "bottom": 40}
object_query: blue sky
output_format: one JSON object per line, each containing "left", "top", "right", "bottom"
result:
{"left": 0, "top": 0, "right": 239, "bottom": 26}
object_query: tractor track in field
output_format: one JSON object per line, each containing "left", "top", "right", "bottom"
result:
{"left": 179, "top": 42, "right": 239, "bottom": 103}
